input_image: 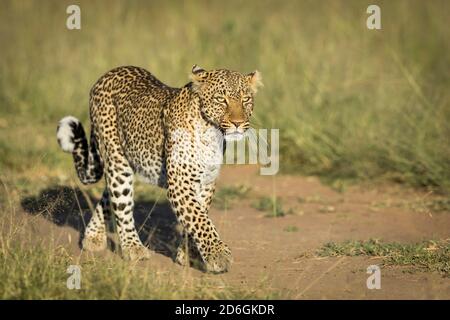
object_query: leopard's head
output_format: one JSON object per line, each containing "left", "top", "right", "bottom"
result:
{"left": 190, "top": 65, "right": 263, "bottom": 141}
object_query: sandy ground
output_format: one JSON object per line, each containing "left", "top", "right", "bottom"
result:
{"left": 17, "top": 165, "right": 450, "bottom": 299}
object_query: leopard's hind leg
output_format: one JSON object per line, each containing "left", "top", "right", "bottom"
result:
{"left": 82, "top": 188, "right": 110, "bottom": 252}
{"left": 94, "top": 104, "right": 150, "bottom": 261}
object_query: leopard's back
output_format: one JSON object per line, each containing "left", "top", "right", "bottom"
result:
{"left": 90, "top": 66, "right": 179, "bottom": 186}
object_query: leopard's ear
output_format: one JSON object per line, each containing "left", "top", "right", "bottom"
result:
{"left": 192, "top": 64, "right": 205, "bottom": 74}
{"left": 246, "top": 70, "right": 263, "bottom": 94}
{"left": 190, "top": 64, "right": 208, "bottom": 88}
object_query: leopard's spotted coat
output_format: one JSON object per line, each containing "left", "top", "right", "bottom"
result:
{"left": 57, "top": 65, "right": 262, "bottom": 273}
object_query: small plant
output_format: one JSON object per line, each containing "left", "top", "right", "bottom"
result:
{"left": 319, "top": 205, "right": 336, "bottom": 213}
{"left": 284, "top": 225, "right": 298, "bottom": 232}
{"left": 213, "top": 184, "right": 251, "bottom": 210}
{"left": 252, "top": 196, "right": 286, "bottom": 217}
{"left": 409, "top": 198, "right": 450, "bottom": 213}
{"left": 298, "top": 194, "right": 325, "bottom": 204}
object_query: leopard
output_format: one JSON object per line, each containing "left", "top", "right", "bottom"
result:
{"left": 56, "top": 65, "right": 262, "bottom": 273}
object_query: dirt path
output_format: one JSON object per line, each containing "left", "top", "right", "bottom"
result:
{"left": 17, "top": 165, "right": 450, "bottom": 299}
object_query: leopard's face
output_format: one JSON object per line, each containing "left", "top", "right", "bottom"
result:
{"left": 190, "top": 65, "right": 263, "bottom": 141}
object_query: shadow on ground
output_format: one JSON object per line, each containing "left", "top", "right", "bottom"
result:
{"left": 20, "top": 185, "right": 184, "bottom": 261}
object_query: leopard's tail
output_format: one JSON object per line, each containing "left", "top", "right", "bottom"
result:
{"left": 56, "top": 116, "right": 103, "bottom": 185}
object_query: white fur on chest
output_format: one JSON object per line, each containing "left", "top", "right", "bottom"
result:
{"left": 169, "top": 123, "right": 223, "bottom": 184}
{"left": 195, "top": 124, "right": 223, "bottom": 184}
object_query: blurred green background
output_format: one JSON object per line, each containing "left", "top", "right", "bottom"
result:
{"left": 0, "top": 0, "right": 449, "bottom": 192}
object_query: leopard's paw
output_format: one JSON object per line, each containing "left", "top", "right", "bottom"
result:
{"left": 121, "top": 243, "right": 151, "bottom": 261}
{"left": 203, "top": 241, "right": 233, "bottom": 274}
{"left": 82, "top": 230, "right": 107, "bottom": 252}
{"left": 175, "top": 245, "right": 188, "bottom": 266}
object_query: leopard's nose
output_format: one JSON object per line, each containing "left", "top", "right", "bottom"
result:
{"left": 231, "top": 120, "right": 244, "bottom": 127}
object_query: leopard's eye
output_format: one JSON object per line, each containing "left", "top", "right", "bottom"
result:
{"left": 242, "top": 96, "right": 252, "bottom": 103}
{"left": 214, "top": 96, "right": 226, "bottom": 103}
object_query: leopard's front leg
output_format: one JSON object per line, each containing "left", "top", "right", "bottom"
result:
{"left": 166, "top": 162, "right": 232, "bottom": 273}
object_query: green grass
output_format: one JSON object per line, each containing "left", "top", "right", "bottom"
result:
{"left": 0, "top": 244, "right": 282, "bottom": 299}
{"left": 317, "top": 239, "right": 450, "bottom": 277}
{"left": 408, "top": 198, "right": 450, "bottom": 213}
{"left": 0, "top": 0, "right": 449, "bottom": 192}
{"left": 213, "top": 184, "right": 251, "bottom": 210}
{"left": 252, "top": 196, "right": 288, "bottom": 217}
{"left": 369, "top": 197, "right": 450, "bottom": 214}
{"left": 134, "top": 183, "right": 168, "bottom": 204}
{"left": 283, "top": 226, "right": 299, "bottom": 233}
{"left": 0, "top": 188, "right": 283, "bottom": 300}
